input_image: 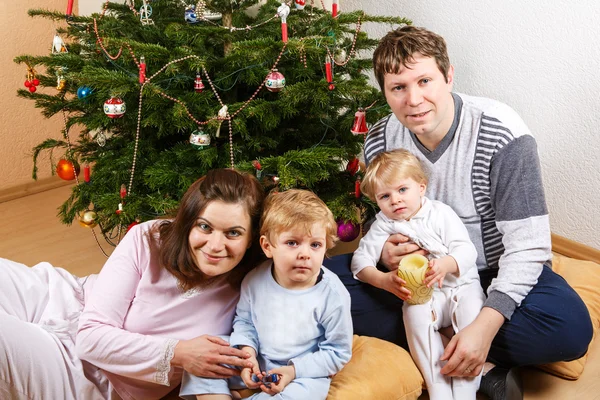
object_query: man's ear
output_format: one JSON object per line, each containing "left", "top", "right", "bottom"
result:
{"left": 259, "top": 235, "right": 273, "bottom": 259}
{"left": 446, "top": 64, "right": 455, "bottom": 87}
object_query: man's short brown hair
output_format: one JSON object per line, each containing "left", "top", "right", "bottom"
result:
{"left": 373, "top": 26, "right": 451, "bottom": 91}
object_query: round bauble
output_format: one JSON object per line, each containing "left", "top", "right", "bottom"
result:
{"left": 336, "top": 219, "right": 360, "bottom": 242}
{"left": 56, "top": 159, "right": 80, "bottom": 181}
{"left": 104, "top": 97, "right": 126, "bottom": 118}
{"left": 265, "top": 69, "right": 286, "bottom": 92}
{"left": 77, "top": 86, "right": 93, "bottom": 100}
{"left": 78, "top": 210, "right": 98, "bottom": 228}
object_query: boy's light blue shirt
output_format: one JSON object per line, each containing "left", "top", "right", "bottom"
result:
{"left": 229, "top": 259, "right": 353, "bottom": 379}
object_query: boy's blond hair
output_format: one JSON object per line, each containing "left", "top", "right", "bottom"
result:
{"left": 373, "top": 25, "right": 451, "bottom": 92}
{"left": 260, "top": 189, "right": 338, "bottom": 250}
{"left": 361, "top": 149, "right": 428, "bottom": 201}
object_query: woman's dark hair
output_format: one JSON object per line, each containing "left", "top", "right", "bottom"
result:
{"left": 149, "top": 169, "right": 265, "bottom": 290}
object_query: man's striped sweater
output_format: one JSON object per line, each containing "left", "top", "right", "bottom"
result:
{"left": 363, "top": 93, "right": 552, "bottom": 320}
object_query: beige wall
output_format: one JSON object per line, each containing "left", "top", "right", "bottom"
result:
{"left": 0, "top": 0, "right": 77, "bottom": 190}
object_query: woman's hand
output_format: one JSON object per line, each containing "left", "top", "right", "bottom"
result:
{"left": 258, "top": 365, "right": 295, "bottom": 396}
{"left": 440, "top": 308, "right": 504, "bottom": 377}
{"left": 171, "top": 335, "right": 253, "bottom": 378}
{"left": 380, "top": 233, "right": 428, "bottom": 271}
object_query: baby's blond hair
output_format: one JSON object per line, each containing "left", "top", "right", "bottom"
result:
{"left": 260, "top": 189, "right": 338, "bottom": 250}
{"left": 361, "top": 149, "right": 428, "bottom": 201}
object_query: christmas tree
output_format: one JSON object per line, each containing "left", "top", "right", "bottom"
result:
{"left": 15, "top": 0, "right": 409, "bottom": 248}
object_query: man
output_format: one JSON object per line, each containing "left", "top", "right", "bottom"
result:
{"left": 362, "top": 25, "right": 592, "bottom": 400}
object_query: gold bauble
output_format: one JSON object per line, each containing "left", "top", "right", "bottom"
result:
{"left": 79, "top": 210, "right": 98, "bottom": 228}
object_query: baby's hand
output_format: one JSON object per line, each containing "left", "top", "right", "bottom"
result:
{"left": 423, "top": 259, "right": 448, "bottom": 289}
{"left": 258, "top": 365, "right": 295, "bottom": 395}
{"left": 379, "top": 270, "right": 412, "bottom": 301}
{"left": 240, "top": 356, "right": 262, "bottom": 389}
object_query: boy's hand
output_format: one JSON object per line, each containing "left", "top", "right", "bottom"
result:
{"left": 239, "top": 356, "right": 262, "bottom": 389}
{"left": 258, "top": 365, "right": 295, "bottom": 395}
{"left": 377, "top": 270, "right": 412, "bottom": 301}
{"left": 424, "top": 257, "right": 458, "bottom": 288}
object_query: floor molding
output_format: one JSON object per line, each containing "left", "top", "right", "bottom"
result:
{"left": 0, "top": 176, "right": 72, "bottom": 204}
{"left": 552, "top": 233, "right": 600, "bottom": 264}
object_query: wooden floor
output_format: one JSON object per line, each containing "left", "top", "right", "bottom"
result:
{"left": 0, "top": 184, "right": 109, "bottom": 276}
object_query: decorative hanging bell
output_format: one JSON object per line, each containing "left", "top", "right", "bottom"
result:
{"left": 194, "top": 74, "right": 204, "bottom": 92}
{"left": 351, "top": 108, "right": 368, "bottom": 135}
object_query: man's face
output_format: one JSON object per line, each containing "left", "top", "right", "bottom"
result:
{"left": 383, "top": 54, "right": 455, "bottom": 149}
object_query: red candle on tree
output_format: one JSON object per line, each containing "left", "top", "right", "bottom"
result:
{"left": 139, "top": 56, "right": 146, "bottom": 84}
{"left": 84, "top": 164, "right": 91, "bottom": 183}
{"left": 66, "top": 0, "right": 74, "bottom": 16}
{"left": 332, "top": 0, "right": 339, "bottom": 18}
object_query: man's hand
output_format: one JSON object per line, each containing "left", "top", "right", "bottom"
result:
{"left": 424, "top": 256, "right": 458, "bottom": 288}
{"left": 440, "top": 308, "right": 504, "bottom": 377}
{"left": 171, "top": 335, "right": 253, "bottom": 378}
{"left": 258, "top": 365, "right": 295, "bottom": 395}
{"left": 380, "top": 233, "right": 428, "bottom": 271}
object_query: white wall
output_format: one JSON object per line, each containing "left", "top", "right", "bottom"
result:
{"left": 341, "top": 0, "right": 600, "bottom": 250}
{"left": 81, "top": 0, "right": 599, "bottom": 249}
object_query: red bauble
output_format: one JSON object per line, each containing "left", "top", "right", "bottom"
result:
{"left": 346, "top": 157, "right": 359, "bottom": 175}
{"left": 56, "top": 159, "right": 80, "bottom": 181}
{"left": 336, "top": 219, "right": 360, "bottom": 242}
{"left": 328, "top": 83, "right": 335, "bottom": 91}
{"left": 29, "top": 86, "right": 37, "bottom": 93}
{"left": 103, "top": 97, "right": 126, "bottom": 118}
{"left": 127, "top": 220, "right": 139, "bottom": 232}
{"left": 24, "top": 80, "right": 32, "bottom": 87}
{"left": 265, "top": 69, "right": 286, "bottom": 92}
{"left": 33, "top": 79, "right": 40, "bottom": 86}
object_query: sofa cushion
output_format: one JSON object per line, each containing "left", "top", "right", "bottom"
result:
{"left": 537, "top": 254, "right": 600, "bottom": 379}
{"left": 327, "top": 335, "right": 423, "bottom": 400}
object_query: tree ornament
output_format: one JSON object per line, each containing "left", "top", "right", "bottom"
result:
{"left": 90, "top": 129, "right": 107, "bottom": 146}
{"left": 56, "top": 159, "right": 80, "bottom": 181}
{"left": 346, "top": 157, "right": 359, "bottom": 176}
{"left": 56, "top": 67, "right": 67, "bottom": 91}
{"left": 266, "top": 69, "right": 286, "bottom": 92}
{"left": 120, "top": 183, "right": 127, "bottom": 199}
{"left": 196, "top": 1, "right": 222, "bottom": 20}
{"left": 355, "top": 179, "right": 361, "bottom": 198}
{"left": 127, "top": 219, "right": 140, "bottom": 232}
{"left": 277, "top": 2, "right": 290, "bottom": 43}
{"left": 140, "top": 1, "right": 154, "bottom": 25}
{"left": 24, "top": 65, "right": 40, "bottom": 93}
{"left": 194, "top": 74, "right": 204, "bottom": 92}
{"left": 52, "top": 34, "right": 68, "bottom": 54}
{"left": 189, "top": 129, "right": 211, "bottom": 148}
{"left": 294, "top": 0, "right": 306, "bottom": 10}
{"left": 337, "top": 219, "right": 360, "bottom": 242}
{"left": 185, "top": 5, "right": 198, "bottom": 23}
{"left": 334, "top": 48, "right": 347, "bottom": 64}
{"left": 116, "top": 202, "right": 123, "bottom": 215}
{"left": 104, "top": 97, "right": 126, "bottom": 118}
{"left": 325, "top": 55, "right": 334, "bottom": 90}
{"left": 216, "top": 105, "right": 228, "bottom": 137}
{"left": 351, "top": 108, "right": 368, "bottom": 135}
{"left": 139, "top": 55, "right": 146, "bottom": 84}
{"left": 77, "top": 86, "right": 93, "bottom": 100}
{"left": 252, "top": 160, "right": 263, "bottom": 179}
{"left": 78, "top": 210, "right": 98, "bottom": 228}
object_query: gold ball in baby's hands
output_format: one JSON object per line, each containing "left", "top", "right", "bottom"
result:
{"left": 79, "top": 210, "right": 98, "bottom": 228}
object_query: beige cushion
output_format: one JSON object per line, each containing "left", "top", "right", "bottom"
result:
{"left": 536, "top": 254, "right": 600, "bottom": 379}
{"left": 327, "top": 335, "right": 423, "bottom": 400}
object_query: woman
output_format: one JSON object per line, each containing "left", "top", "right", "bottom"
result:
{"left": 0, "top": 168, "right": 265, "bottom": 400}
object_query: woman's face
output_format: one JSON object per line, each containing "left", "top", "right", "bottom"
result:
{"left": 188, "top": 200, "right": 252, "bottom": 277}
